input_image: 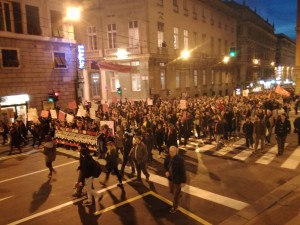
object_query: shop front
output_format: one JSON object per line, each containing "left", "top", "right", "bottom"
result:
{"left": 0, "top": 94, "right": 29, "bottom": 124}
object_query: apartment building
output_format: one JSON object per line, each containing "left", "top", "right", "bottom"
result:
{"left": 224, "top": 0, "right": 277, "bottom": 90}
{"left": 0, "top": 0, "right": 76, "bottom": 121}
{"left": 275, "top": 33, "right": 296, "bottom": 82}
{"left": 75, "top": 0, "right": 238, "bottom": 101}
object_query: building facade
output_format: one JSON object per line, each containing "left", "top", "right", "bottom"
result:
{"left": 0, "top": 0, "right": 77, "bottom": 121}
{"left": 76, "top": 0, "right": 238, "bottom": 102}
{"left": 275, "top": 34, "right": 296, "bottom": 83}
{"left": 224, "top": 0, "right": 277, "bottom": 91}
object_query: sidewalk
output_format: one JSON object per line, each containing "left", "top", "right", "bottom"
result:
{"left": 219, "top": 174, "right": 300, "bottom": 225}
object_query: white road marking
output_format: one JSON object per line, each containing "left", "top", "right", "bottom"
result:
{"left": 0, "top": 161, "right": 78, "bottom": 184}
{"left": 233, "top": 149, "right": 253, "bottom": 161}
{"left": 281, "top": 146, "right": 300, "bottom": 169}
{"left": 256, "top": 144, "right": 288, "bottom": 165}
{"left": 0, "top": 195, "right": 14, "bottom": 202}
{"left": 6, "top": 178, "right": 136, "bottom": 225}
{"left": 143, "top": 173, "right": 248, "bottom": 211}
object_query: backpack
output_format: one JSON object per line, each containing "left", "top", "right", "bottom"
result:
{"left": 92, "top": 159, "right": 102, "bottom": 178}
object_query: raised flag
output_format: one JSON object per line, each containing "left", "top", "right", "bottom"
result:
{"left": 275, "top": 85, "right": 290, "bottom": 97}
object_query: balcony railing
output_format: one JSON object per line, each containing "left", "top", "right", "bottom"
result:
{"left": 104, "top": 48, "right": 118, "bottom": 56}
{"left": 127, "top": 46, "right": 141, "bottom": 54}
{"left": 85, "top": 50, "right": 103, "bottom": 59}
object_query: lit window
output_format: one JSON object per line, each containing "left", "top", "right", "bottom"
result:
{"left": 132, "top": 73, "right": 141, "bottom": 91}
{"left": 202, "top": 69, "right": 206, "bottom": 85}
{"left": 160, "top": 70, "right": 165, "bottom": 89}
{"left": 175, "top": 70, "right": 180, "bottom": 88}
{"left": 91, "top": 73, "right": 100, "bottom": 97}
{"left": 157, "top": 22, "right": 164, "bottom": 47}
{"left": 109, "top": 71, "right": 120, "bottom": 91}
{"left": 183, "top": 29, "right": 189, "bottom": 49}
{"left": 53, "top": 52, "right": 67, "bottom": 68}
{"left": 173, "top": 27, "right": 179, "bottom": 49}
{"left": 194, "top": 70, "right": 198, "bottom": 86}
{"left": 185, "top": 71, "right": 190, "bottom": 87}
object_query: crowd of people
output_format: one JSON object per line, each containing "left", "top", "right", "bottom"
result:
{"left": 1, "top": 91, "right": 300, "bottom": 213}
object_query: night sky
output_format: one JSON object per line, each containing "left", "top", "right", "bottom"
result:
{"left": 233, "top": 0, "right": 297, "bottom": 41}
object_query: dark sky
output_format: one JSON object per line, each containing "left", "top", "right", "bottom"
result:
{"left": 234, "top": 0, "right": 297, "bottom": 41}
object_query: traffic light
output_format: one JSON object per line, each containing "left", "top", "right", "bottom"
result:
{"left": 48, "top": 93, "right": 54, "bottom": 102}
{"left": 54, "top": 92, "right": 59, "bottom": 102}
{"left": 48, "top": 91, "right": 59, "bottom": 102}
{"left": 117, "top": 87, "right": 122, "bottom": 95}
{"left": 229, "top": 47, "right": 237, "bottom": 57}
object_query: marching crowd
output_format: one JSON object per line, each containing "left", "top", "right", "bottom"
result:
{"left": 1, "top": 91, "right": 300, "bottom": 213}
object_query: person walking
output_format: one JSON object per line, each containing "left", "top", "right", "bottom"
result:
{"left": 214, "top": 116, "right": 225, "bottom": 150}
{"left": 80, "top": 147, "right": 102, "bottom": 211}
{"left": 120, "top": 133, "right": 135, "bottom": 177}
{"left": 294, "top": 116, "right": 300, "bottom": 145}
{"left": 8, "top": 123, "right": 22, "bottom": 155}
{"left": 275, "top": 113, "right": 291, "bottom": 156}
{"left": 253, "top": 115, "right": 266, "bottom": 154}
{"left": 100, "top": 141, "right": 123, "bottom": 188}
{"left": 43, "top": 135, "right": 57, "bottom": 178}
{"left": 242, "top": 117, "right": 254, "bottom": 149}
{"left": 164, "top": 145, "right": 186, "bottom": 213}
{"left": 130, "top": 135, "right": 150, "bottom": 183}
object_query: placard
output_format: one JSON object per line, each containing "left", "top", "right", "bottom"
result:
{"left": 41, "top": 110, "right": 49, "bottom": 118}
{"left": 50, "top": 110, "right": 57, "bottom": 119}
{"left": 180, "top": 99, "right": 187, "bottom": 109}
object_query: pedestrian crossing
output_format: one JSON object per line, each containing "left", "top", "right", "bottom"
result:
{"left": 180, "top": 137, "right": 300, "bottom": 170}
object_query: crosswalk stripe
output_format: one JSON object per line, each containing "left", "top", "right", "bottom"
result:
{"left": 233, "top": 148, "right": 253, "bottom": 161}
{"left": 281, "top": 146, "right": 300, "bottom": 169}
{"left": 255, "top": 144, "right": 288, "bottom": 165}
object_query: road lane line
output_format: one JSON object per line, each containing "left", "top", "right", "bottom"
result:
{"left": 281, "top": 146, "right": 300, "bottom": 169}
{"left": 0, "top": 195, "right": 14, "bottom": 202}
{"left": 233, "top": 149, "right": 253, "bottom": 161}
{"left": 6, "top": 178, "right": 136, "bottom": 225}
{"left": 0, "top": 161, "right": 78, "bottom": 184}
{"left": 150, "top": 191, "right": 212, "bottom": 225}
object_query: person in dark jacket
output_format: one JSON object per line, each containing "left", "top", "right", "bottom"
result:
{"left": 8, "top": 124, "right": 22, "bottom": 155}
{"left": 293, "top": 116, "right": 300, "bottom": 145}
{"left": 130, "top": 135, "right": 150, "bottom": 183}
{"left": 43, "top": 135, "right": 57, "bottom": 177}
{"left": 275, "top": 113, "right": 291, "bottom": 156}
{"left": 214, "top": 117, "right": 225, "bottom": 150}
{"left": 100, "top": 141, "right": 123, "bottom": 188}
{"left": 243, "top": 117, "right": 254, "bottom": 149}
{"left": 144, "top": 128, "right": 154, "bottom": 163}
{"left": 80, "top": 147, "right": 102, "bottom": 211}
{"left": 120, "top": 133, "right": 135, "bottom": 177}
{"left": 164, "top": 146, "right": 186, "bottom": 213}
{"left": 155, "top": 123, "right": 165, "bottom": 158}
{"left": 0, "top": 120, "right": 9, "bottom": 145}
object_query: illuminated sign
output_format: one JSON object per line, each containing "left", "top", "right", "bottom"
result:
{"left": 77, "top": 45, "right": 85, "bottom": 69}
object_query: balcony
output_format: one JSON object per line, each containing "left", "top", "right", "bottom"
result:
{"left": 127, "top": 46, "right": 141, "bottom": 55}
{"left": 104, "top": 48, "right": 118, "bottom": 56}
{"left": 85, "top": 50, "right": 103, "bottom": 59}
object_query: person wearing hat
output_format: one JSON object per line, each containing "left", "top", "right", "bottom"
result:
{"left": 274, "top": 113, "right": 291, "bottom": 156}
{"left": 43, "top": 135, "right": 56, "bottom": 177}
{"left": 100, "top": 141, "right": 123, "bottom": 188}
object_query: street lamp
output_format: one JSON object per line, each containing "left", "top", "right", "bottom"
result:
{"left": 65, "top": 6, "right": 82, "bottom": 22}
{"left": 222, "top": 56, "right": 230, "bottom": 64}
{"left": 180, "top": 50, "right": 190, "bottom": 60}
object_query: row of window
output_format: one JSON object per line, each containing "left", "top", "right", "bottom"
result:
{"left": 0, "top": 48, "right": 67, "bottom": 69}
{"left": 88, "top": 21, "right": 232, "bottom": 57}
{"left": 158, "top": 0, "right": 234, "bottom": 31}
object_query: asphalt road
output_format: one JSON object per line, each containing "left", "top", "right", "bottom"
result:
{"left": 1, "top": 112, "right": 300, "bottom": 225}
